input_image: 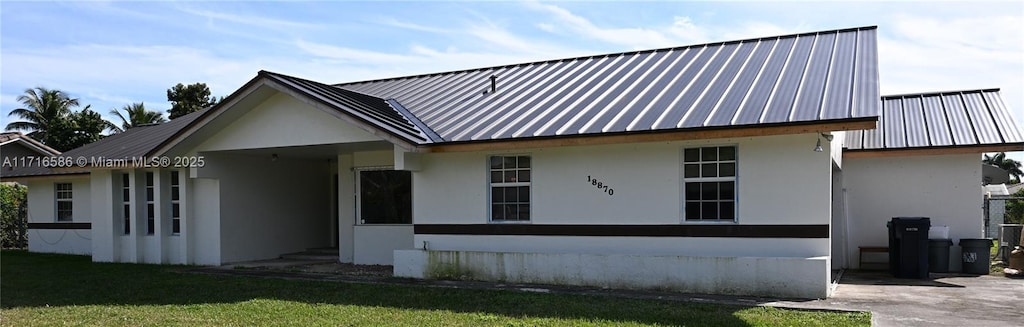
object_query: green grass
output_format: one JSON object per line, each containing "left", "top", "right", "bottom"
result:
{"left": 0, "top": 251, "right": 869, "bottom": 326}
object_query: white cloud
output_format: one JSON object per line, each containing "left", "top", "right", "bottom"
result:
{"left": 176, "top": 6, "right": 324, "bottom": 31}
{"left": 523, "top": 1, "right": 678, "bottom": 49}
{"left": 294, "top": 40, "right": 422, "bottom": 64}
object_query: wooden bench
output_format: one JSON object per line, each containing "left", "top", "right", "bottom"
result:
{"left": 859, "top": 246, "right": 889, "bottom": 270}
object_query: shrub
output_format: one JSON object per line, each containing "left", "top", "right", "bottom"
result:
{"left": 1, "top": 183, "right": 28, "bottom": 248}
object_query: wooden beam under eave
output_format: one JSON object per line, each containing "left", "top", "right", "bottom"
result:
{"left": 844, "top": 143, "right": 1024, "bottom": 159}
{"left": 426, "top": 120, "right": 877, "bottom": 153}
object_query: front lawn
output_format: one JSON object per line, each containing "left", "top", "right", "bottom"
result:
{"left": 0, "top": 251, "right": 869, "bottom": 326}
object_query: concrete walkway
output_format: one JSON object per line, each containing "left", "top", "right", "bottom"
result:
{"left": 772, "top": 271, "right": 1023, "bottom": 326}
{"left": 190, "top": 266, "right": 1022, "bottom": 326}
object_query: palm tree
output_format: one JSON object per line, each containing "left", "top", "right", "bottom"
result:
{"left": 109, "top": 102, "right": 167, "bottom": 133}
{"left": 984, "top": 152, "right": 1023, "bottom": 181}
{"left": 5, "top": 87, "right": 80, "bottom": 146}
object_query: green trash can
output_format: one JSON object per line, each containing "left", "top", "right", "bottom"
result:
{"left": 959, "top": 239, "right": 992, "bottom": 275}
{"left": 928, "top": 239, "right": 952, "bottom": 273}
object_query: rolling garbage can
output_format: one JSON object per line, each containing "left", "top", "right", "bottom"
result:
{"left": 887, "top": 217, "right": 931, "bottom": 279}
{"left": 959, "top": 238, "right": 992, "bottom": 275}
{"left": 928, "top": 239, "right": 952, "bottom": 273}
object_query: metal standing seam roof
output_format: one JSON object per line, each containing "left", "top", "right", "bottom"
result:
{"left": 336, "top": 26, "right": 880, "bottom": 143}
{"left": 845, "top": 89, "right": 1024, "bottom": 151}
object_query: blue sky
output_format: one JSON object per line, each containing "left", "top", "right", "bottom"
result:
{"left": 2, "top": 1, "right": 1022, "bottom": 159}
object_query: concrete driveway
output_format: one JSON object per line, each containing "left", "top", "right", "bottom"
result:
{"left": 773, "top": 271, "right": 1023, "bottom": 326}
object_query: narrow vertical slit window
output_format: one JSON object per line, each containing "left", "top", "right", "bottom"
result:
{"left": 122, "top": 173, "right": 130, "bottom": 235}
{"left": 145, "top": 172, "right": 155, "bottom": 235}
{"left": 170, "top": 171, "right": 181, "bottom": 235}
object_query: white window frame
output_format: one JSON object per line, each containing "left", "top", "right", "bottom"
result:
{"left": 55, "top": 182, "right": 73, "bottom": 222}
{"left": 170, "top": 170, "right": 181, "bottom": 235}
{"left": 681, "top": 145, "right": 738, "bottom": 223}
{"left": 354, "top": 167, "right": 413, "bottom": 225}
{"left": 488, "top": 154, "right": 532, "bottom": 223}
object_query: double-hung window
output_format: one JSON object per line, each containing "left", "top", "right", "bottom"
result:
{"left": 122, "top": 173, "right": 131, "bottom": 234}
{"left": 683, "top": 146, "right": 737, "bottom": 222}
{"left": 55, "top": 183, "right": 73, "bottom": 221}
{"left": 170, "top": 171, "right": 181, "bottom": 234}
{"left": 145, "top": 172, "right": 155, "bottom": 235}
{"left": 489, "top": 155, "right": 531, "bottom": 222}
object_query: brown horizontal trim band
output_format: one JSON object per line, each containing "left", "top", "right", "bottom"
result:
{"left": 844, "top": 143, "right": 1024, "bottom": 158}
{"left": 425, "top": 119, "right": 877, "bottom": 153}
{"left": 414, "top": 224, "right": 829, "bottom": 238}
{"left": 28, "top": 222, "right": 91, "bottom": 230}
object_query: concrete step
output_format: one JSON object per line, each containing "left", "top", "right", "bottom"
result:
{"left": 305, "top": 247, "right": 340, "bottom": 255}
{"left": 280, "top": 252, "right": 338, "bottom": 261}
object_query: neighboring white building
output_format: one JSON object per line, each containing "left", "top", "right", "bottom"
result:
{"left": 3, "top": 26, "right": 1023, "bottom": 299}
{"left": 1, "top": 132, "right": 92, "bottom": 254}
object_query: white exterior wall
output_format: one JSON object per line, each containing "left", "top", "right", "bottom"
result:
{"left": 413, "top": 134, "right": 832, "bottom": 256}
{"left": 26, "top": 177, "right": 92, "bottom": 255}
{"left": 402, "top": 133, "right": 835, "bottom": 298}
{"left": 349, "top": 150, "right": 415, "bottom": 265}
{"left": 844, "top": 154, "right": 982, "bottom": 272}
{"left": 191, "top": 178, "right": 221, "bottom": 265}
{"left": 195, "top": 93, "right": 379, "bottom": 152}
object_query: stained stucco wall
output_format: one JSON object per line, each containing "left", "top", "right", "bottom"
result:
{"left": 844, "top": 153, "right": 982, "bottom": 271}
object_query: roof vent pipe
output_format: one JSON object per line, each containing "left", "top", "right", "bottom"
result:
{"left": 490, "top": 75, "right": 497, "bottom": 93}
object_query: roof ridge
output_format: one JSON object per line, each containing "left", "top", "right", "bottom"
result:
{"left": 333, "top": 25, "right": 878, "bottom": 86}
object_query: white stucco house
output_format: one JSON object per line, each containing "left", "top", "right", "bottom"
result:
{"left": 4, "top": 26, "right": 1023, "bottom": 299}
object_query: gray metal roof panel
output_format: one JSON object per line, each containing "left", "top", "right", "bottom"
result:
{"left": 920, "top": 96, "right": 953, "bottom": 146}
{"left": 847, "top": 89, "right": 1024, "bottom": 151}
{"left": 333, "top": 26, "right": 880, "bottom": 142}
{"left": 882, "top": 98, "right": 906, "bottom": 148}
{"left": 984, "top": 91, "right": 1024, "bottom": 143}
{"left": 941, "top": 94, "right": 977, "bottom": 146}
{"left": 901, "top": 98, "right": 929, "bottom": 147}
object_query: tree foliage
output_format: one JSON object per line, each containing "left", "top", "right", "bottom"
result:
{"left": 110, "top": 102, "right": 166, "bottom": 133}
{"left": 5, "top": 87, "right": 113, "bottom": 151}
{"left": 1, "top": 183, "right": 28, "bottom": 249}
{"left": 1005, "top": 188, "right": 1024, "bottom": 224}
{"left": 5, "top": 87, "right": 79, "bottom": 148}
{"left": 983, "top": 152, "right": 1023, "bottom": 181}
{"left": 167, "top": 83, "right": 218, "bottom": 119}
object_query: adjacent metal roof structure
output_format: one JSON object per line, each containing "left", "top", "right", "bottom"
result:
{"left": 845, "top": 89, "right": 1024, "bottom": 152}
{"left": 337, "top": 26, "right": 880, "bottom": 143}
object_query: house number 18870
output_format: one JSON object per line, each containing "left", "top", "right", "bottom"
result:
{"left": 587, "top": 175, "right": 615, "bottom": 196}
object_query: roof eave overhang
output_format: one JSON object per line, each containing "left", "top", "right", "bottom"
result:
{"left": 844, "top": 143, "right": 1024, "bottom": 158}
{"left": 426, "top": 117, "right": 877, "bottom": 153}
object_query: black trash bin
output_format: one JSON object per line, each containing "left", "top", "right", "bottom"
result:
{"left": 959, "top": 238, "right": 992, "bottom": 275}
{"left": 928, "top": 239, "right": 952, "bottom": 273}
{"left": 887, "top": 217, "right": 931, "bottom": 279}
